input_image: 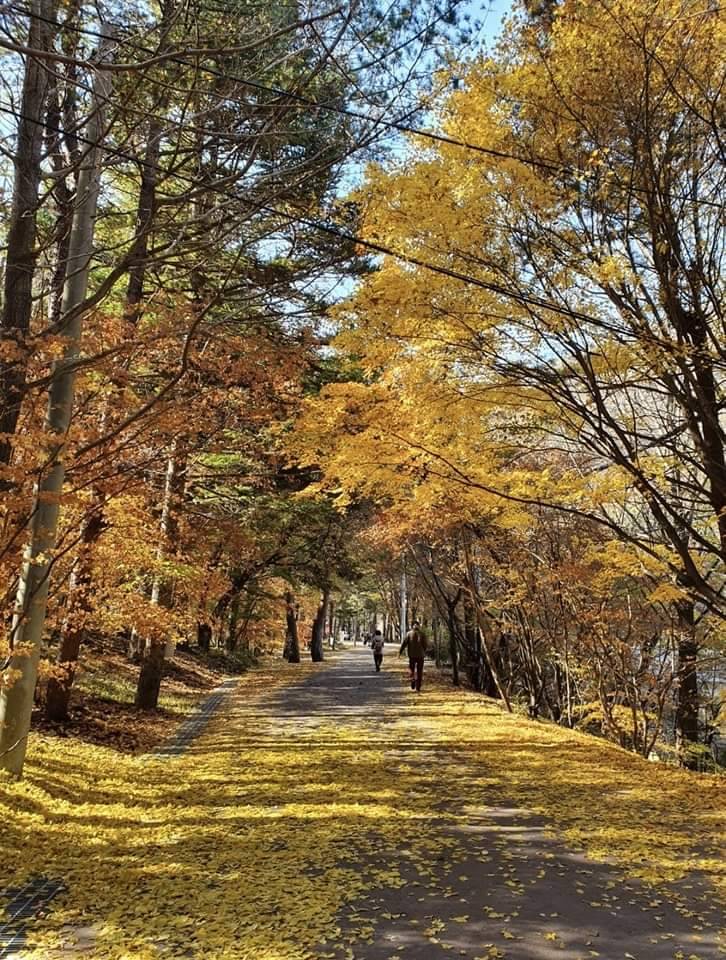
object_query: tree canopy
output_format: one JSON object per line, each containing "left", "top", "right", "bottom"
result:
{"left": 0, "top": 0, "right": 723, "bottom": 779}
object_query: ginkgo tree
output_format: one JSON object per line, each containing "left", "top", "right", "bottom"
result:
{"left": 291, "top": 0, "right": 726, "bottom": 764}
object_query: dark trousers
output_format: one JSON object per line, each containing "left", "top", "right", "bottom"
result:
{"left": 409, "top": 656, "right": 424, "bottom": 690}
{"left": 374, "top": 653, "right": 382, "bottom": 671}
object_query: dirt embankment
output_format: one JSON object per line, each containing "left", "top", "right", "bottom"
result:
{"left": 33, "top": 635, "right": 250, "bottom": 754}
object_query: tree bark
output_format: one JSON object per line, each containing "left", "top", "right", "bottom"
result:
{"left": 285, "top": 590, "right": 300, "bottom": 663}
{"left": 432, "top": 617, "right": 441, "bottom": 668}
{"left": 197, "top": 621, "right": 212, "bottom": 651}
{"left": 226, "top": 596, "right": 241, "bottom": 652}
{"left": 135, "top": 640, "right": 166, "bottom": 711}
{"left": 327, "top": 598, "right": 335, "bottom": 648}
{"left": 311, "top": 588, "right": 329, "bottom": 662}
{"left": 0, "top": 30, "right": 113, "bottom": 776}
{"left": 45, "top": 45, "right": 78, "bottom": 327}
{"left": 400, "top": 563, "right": 407, "bottom": 647}
{"left": 674, "top": 597, "right": 699, "bottom": 767}
{"left": 478, "top": 625, "right": 512, "bottom": 711}
{"left": 44, "top": 506, "right": 106, "bottom": 721}
{"left": 125, "top": 114, "right": 163, "bottom": 324}
{"left": 0, "top": 0, "right": 56, "bottom": 469}
{"left": 135, "top": 447, "right": 185, "bottom": 709}
{"left": 446, "top": 602, "right": 460, "bottom": 686}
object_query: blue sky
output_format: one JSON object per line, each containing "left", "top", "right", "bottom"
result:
{"left": 463, "top": 0, "right": 515, "bottom": 50}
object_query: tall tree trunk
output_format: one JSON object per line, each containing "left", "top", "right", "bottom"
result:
{"left": 226, "top": 596, "right": 241, "bottom": 652}
{"left": 400, "top": 562, "right": 407, "bottom": 646}
{"left": 45, "top": 43, "right": 78, "bottom": 327}
{"left": 135, "top": 447, "right": 185, "bottom": 709}
{"left": 0, "top": 32, "right": 113, "bottom": 776}
{"left": 285, "top": 590, "right": 300, "bottom": 663}
{"left": 479, "top": 626, "right": 513, "bottom": 711}
{"left": 311, "top": 588, "right": 329, "bottom": 662}
{"left": 58, "top": 129, "right": 162, "bottom": 695}
{"left": 61, "top": 0, "right": 171, "bottom": 662}
{"left": 446, "top": 602, "right": 460, "bottom": 687}
{"left": 432, "top": 616, "right": 441, "bottom": 668}
{"left": 197, "top": 621, "right": 212, "bottom": 651}
{"left": 473, "top": 619, "right": 484, "bottom": 692}
{"left": 135, "top": 639, "right": 166, "bottom": 713}
{"left": 44, "top": 506, "right": 106, "bottom": 721}
{"left": 125, "top": 114, "right": 163, "bottom": 324}
{"left": 53, "top": 0, "right": 172, "bottom": 710}
{"left": 195, "top": 558, "right": 217, "bottom": 653}
{"left": 0, "top": 0, "right": 56, "bottom": 470}
{"left": 327, "top": 598, "right": 335, "bottom": 648}
{"left": 463, "top": 596, "right": 478, "bottom": 684}
{"left": 674, "top": 597, "right": 699, "bottom": 768}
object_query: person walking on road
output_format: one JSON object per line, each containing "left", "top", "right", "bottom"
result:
{"left": 399, "top": 620, "right": 428, "bottom": 692}
{"left": 371, "top": 629, "right": 385, "bottom": 672}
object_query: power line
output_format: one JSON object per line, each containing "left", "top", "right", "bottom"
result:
{"left": 0, "top": 2, "right": 574, "bottom": 175}
{"left": 1, "top": 94, "right": 721, "bottom": 333}
{"left": 0, "top": 98, "right": 603, "bottom": 328}
{"left": 1, "top": 2, "right": 483, "bottom": 178}
{"left": 5, "top": 1, "right": 724, "bottom": 209}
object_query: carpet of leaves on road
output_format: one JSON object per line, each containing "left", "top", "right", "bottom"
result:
{"left": 0, "top": 662, "right": 723, "bottom": 959}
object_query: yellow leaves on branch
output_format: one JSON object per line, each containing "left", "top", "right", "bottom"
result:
{"left": 647, "top": 583, "right": 690, "bottom": 605}
{"left": 284, "top": 0, "right": 725, "bottom": 794}
{"left": 291, "top": 371, "right": 537, "bottom": 545}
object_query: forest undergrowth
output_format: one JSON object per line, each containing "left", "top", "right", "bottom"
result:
{"left": 32, "top": 637, "right": 252, "bottom": 754}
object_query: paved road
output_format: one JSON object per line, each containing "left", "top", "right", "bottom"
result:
{"left": 258, "top": 647, "right": 723, "bottom": 960}
{"left": 18, "top": 645, "right": 723, "bottom": 960}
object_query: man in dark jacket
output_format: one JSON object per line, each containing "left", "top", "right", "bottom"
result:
{"left": 399, "top": 620, "right": 428, "bottom": 692}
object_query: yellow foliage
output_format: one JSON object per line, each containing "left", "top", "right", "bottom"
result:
{"left": 648, "top": 583, "right": 690, "bottom": 605}
{"left": 0, "top": 661, "right": 723, "bottom": 958}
